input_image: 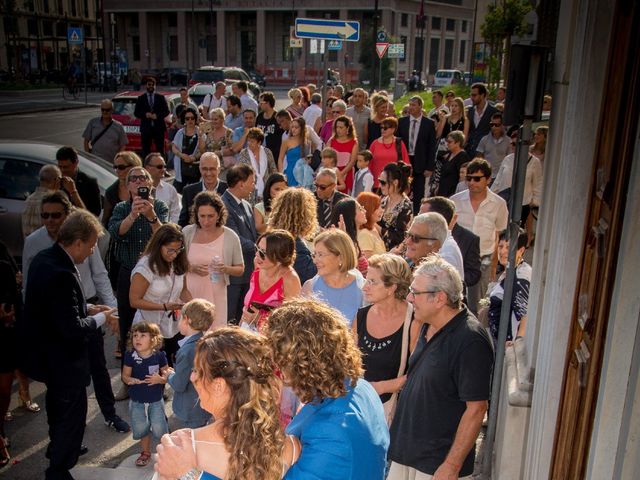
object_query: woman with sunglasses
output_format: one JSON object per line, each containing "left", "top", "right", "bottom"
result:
{"left": 183, "top": 191, "right": 244, "bottom": 330}
{"left": 103, "top": 151, "right": 143, "bottom": 228}
{"left": 378, "top": 162, "right": 413, "bottom": 251}
{"left": 171, "top": 106, "right": 201, "bottom": 192}
{"left": 240, "top": 229, "right": 301, "bottom": 333}
{"left": 302, "top": 229, "right": 365, "bottom": 328}
{"left": 328, "top": 115, "right": 359, "bottom": 193}
{"left": 369, "top": 117, "right": 410, "bottom": 190}
{"left": 130, "top": 223, "right": 192, "bottom": 366}
{"left": 366, "top": 93, "right": 389, "bottom": 148}
{"left": 429, "top": 130, "right": 470, "bottom": 198}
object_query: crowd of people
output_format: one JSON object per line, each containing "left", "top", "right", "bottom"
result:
{"left": 0, "top": 78, "right": 548, "bottom": 479}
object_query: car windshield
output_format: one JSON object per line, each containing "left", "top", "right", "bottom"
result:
{"left": 112, "top": 98, "right": 137, "bottom": 117}
{"left": 436, "top": 71, "right": 453, "bottom": 78}
{"left": 192, "top": 70, "right": 224, "bottom": 83}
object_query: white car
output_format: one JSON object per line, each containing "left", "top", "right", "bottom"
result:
{"left": 433, "top": 69, "right": 464, "bottom": 87}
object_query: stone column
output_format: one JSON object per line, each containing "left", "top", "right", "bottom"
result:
{"left": 216, "top": 9, "right": 226, "bottom": 66}
{"left": 177, "top": 12, "right": 187, "bottom": 68}
{"left": 139, "top": 12, "right": 149, "bottom": 69}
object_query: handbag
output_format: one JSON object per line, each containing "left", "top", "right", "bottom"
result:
{"left": 382, "top": 303, "right": 413, "bottom": 426}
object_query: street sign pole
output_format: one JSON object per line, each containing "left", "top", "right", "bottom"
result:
{"left": 83, "top": 41, "right": 87, "bottom": 104}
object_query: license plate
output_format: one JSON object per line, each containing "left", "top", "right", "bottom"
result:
{"left": 124, "top": 125, "right": 139, "bottom": 133}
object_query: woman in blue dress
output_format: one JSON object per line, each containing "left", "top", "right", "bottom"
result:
{"left": 277, "top": 117, "right": 308, "bottom": 187}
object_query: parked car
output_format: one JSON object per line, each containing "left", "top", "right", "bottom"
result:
{"left": 0, "top": 140, "right": 117, "bottom": 263}
{"left": 433, "top": 69, "right": 464, "bottom": 87}
{"left": 111, "top": 91, "right": 181, "bottom": 154}
{"left": 159, "top": 68, "right": 189, "bottom": 86}
{"left": 247, "top": 69, "right": 266, "bottom": 87}
{"left": 189, "top": 66, "right": 261, "bottom": 98}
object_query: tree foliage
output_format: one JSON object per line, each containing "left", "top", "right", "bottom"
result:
{"left": 481, "top": 0, "right": 533, "bottom": 43}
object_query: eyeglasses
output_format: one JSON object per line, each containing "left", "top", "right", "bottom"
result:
{"left": 148, "top": 164, "right": 166, "bottom": 170}
{"left": 314, "top": 183, "right": 334, "bottom": 191}
{"left": 101, "top": 108, "right": 112, "bottom": 112}
{"left": 378, "top": 179, "right": 387, "bottom": 186}
{"left": 405, "top": 232, "right": 439, "bottom": 243}
{"left": 113, "top": 164, "right": 129, "bottom": 171}
{"left": 489, "top": 123, "right": 502, "bottom": 128}
{"left": 164, "top": 246, "right": 185, "bottom": 255}
{"left": 41, "top": 212, "right": 64, "bottom": 219}
{"left": 311, "top": 251, "right": 335, "bottom": 259}
{"left": 255, "top": 244, "right": 267, "bottom": 260}
{"left": 408, "top": 287, "right": 440, "bottom": 296}
{"left": 466, "top": 175, "right": 486, "bottom": 182}
{"left": 128, "top": 175, "right": 148, "bottom": 183}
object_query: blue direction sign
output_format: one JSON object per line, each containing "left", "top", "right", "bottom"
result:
{"left": 295, "top": 18, "right": 360, "bottom": 42}
{"left": 328, "top": 40, "right": 342, "bottom": 51}
{"left": 68, "top": 27, "right": 83, "bottom": 45}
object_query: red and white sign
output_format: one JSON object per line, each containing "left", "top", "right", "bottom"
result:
{"left": 376, "top": 42, "right": 389, "bottom": 59}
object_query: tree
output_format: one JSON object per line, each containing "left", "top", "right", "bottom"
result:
{"left": 480, "top": 0, "right": 533, "bottom": 86}
{"left": 358, "top": 26, "right": 393, "bottom": 89}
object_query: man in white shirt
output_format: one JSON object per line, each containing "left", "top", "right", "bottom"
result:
{"left": 202, "top": 81, "right": 226, "bottom": 119}
{"left": 144, "top": 152, "right": 180, "bottom": 223}
{"left": 232, "top": 81, "right": 258, "bottom": 114}
{"left": 303, "top": 93, "right": 323, "bottom": 133}
{"left": 451, "top": 158, "right": 508, "bottom": 311}
{"left": 345, "top": 88, "right": 371, "bottom": 148}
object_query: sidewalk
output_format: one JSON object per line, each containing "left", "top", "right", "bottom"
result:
{"left": 0, "top": 88, "right": 106, "bottom": 116}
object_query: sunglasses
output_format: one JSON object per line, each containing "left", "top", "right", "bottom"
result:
{"left": 255, "top": 244, "right": 267, "bottom": 260}
{"left": 184, "top": 116, "right": 196, "bottom": 121}
{"left": 331, "top": 110, "right": 341, "bottom": 114}
{"left": 314, "top": 183, "right": 334, "bottom": 191}
{"left": 381, "top": 126, "right": 393, "bottom": 130}
{"left": 129, "top": 175, "right": 148, "bottom": 183}
{"left": 148, "top": 163, "right": 166, "bottom": 169}
{"left": 466, "top": 175, "right": 486, "bottom": 182}
{"left": 378, "top": 179, "right": 387, "bottom": 186}
{"left": 113, "top": 164, "right": 129, "bottom": 171}
{"left": 164, "top": 246, "right": 185, "bottom": 255}
{"left": 405, "top": 232, "right": 439, "bottom": 243}
{"left": 489, "top": 123, "right": 502, "bottom": 128}
{"left": 41, "top": 212, "right": 64, "bottom": 219}
{"left": 101, "top": 108, "right": 112, "bottom": 112}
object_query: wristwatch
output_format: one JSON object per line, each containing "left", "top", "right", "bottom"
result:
{"left": 179, "top": 468, "right": 203, "bottom": 480}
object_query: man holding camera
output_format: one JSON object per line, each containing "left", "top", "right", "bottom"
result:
{"left": 108, "top": 166, "right": 168, "bottom": 400}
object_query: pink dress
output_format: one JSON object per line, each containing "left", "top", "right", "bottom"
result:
{"left": 328, "top": 137, "right": 357, "bottom": 193}
{"left": 186, "top": 235, "right": 227, "bottom": 329}
{"left": 243, "top": 269, "right": 285, "bottom": 332}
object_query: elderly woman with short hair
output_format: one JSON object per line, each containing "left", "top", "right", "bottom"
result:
{"left": 237, "top": 127, "right": 277, "bottom": 206}
{"left": 354, "top": 254, "right": 420, "bottom": 424}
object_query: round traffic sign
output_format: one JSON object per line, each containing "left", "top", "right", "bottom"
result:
{"left": 377, "top": 30, "right": 387, "bottom": 42}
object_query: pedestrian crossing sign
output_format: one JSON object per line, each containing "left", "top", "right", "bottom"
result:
{"left": 68, "top": 27, "right": 83, "bottom": 45}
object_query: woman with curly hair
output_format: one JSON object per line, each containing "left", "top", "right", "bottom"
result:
{"left": 268, "top": 187, "right": 318, "bottom": 283}
{"left": 266, "top": 298, "right": 389, "bottom": 479}
{"left": 154, "top": 327, "right": 300, "bottom": 480}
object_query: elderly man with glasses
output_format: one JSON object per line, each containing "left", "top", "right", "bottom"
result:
{"left": 82, "top": 99, "right": 128, "bottom": 163}
{"left": 402, "top": 213, "right": 452, "bottom": 272}
{"left": 108, "top": 166, "right": 169, "bottom": 400}
{"left": 387, "top": 255, "right": 494, "bottom": 480}
{"left": 314, "top": 167, "right": 349, "bottom": 229}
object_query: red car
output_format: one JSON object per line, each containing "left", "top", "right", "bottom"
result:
{"left": 111, "top": 91, "right": 181, "bottom": 155}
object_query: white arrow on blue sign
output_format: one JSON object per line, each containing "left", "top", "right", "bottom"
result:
{"left": 295, "top": 18, "right": 360, "bottom": 42}
{"left": 68, "top": 27, "right": 83, "bottom": 45}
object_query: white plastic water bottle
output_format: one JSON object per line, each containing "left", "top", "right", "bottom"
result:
{"left": 209, "top": 255, "right": 222, "bottom": 283}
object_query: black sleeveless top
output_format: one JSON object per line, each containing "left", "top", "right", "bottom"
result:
{"left": 356, "top": 305, "right": 406, "bottom": 403}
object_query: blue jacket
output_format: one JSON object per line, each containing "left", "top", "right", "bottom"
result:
{"left": 168, "top": 332, "right": 211, "bottom": 426}
{"left": 284, "top": 379, "right": 389, "bottom": 480}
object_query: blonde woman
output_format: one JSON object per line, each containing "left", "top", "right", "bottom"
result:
{"left": 154, "top": 328, "right": 300, "bottom": 480}
{"left": 285, "top": 87, "right": 305, "bottom": 119}
{"left": 199, "top": 107, "right": 234, "bottom": 181}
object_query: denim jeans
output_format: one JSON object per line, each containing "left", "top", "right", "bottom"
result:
{"left": 129, "top": 399, "right": 168, "bottom": 440}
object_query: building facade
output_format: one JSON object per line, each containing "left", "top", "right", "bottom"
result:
{"left": 100, "top": 0, "right": 474, "bottom": 84}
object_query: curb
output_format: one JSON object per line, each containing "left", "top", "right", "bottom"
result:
{"left": 0, "top": 103, "right": 99, "bottom": 117}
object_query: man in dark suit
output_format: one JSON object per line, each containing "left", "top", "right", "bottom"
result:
{"left": 178, "top": 152, "right": 228, "bottom": 227}
{"left": 221, "top": 163, "right": 257, "bottom": 324}
{"left": 56, "top": 146, "right": 101, "bottom": 217}
{"left": 466, "top": 83, "right": 499, "bottom": 158}
{"left": 134, "top": 76, "right": 170, "bottom": 159}
{"left": 421, "top": 196, "right": 481, "bottom": 311}
{"left": 23, "top": 210, "right": 118, "bottom": 480}
{"left": 397, "top": 96, "right": 437, "bottom": 214}
{"left": 315, "top": 167, "right": 349, "bottom": 229}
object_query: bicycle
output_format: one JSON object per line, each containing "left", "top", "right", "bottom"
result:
{"left": 63, "top": 77, "right": 79, "bottom": 100}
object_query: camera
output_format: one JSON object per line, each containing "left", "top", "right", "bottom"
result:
{"left": 137, "top": 186, "right": 150, "bottom": 199}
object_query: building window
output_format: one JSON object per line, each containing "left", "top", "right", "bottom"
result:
{"left": 282, "top": 35, "right": 292, "bottom": 62}
{"left": 329, "top": 50, "right": 337, "bottom": 62}
{"left": 131, "top": 14, "right": 139, "bottom": 28}
{"left": 462, "top": 20, "right": 468, "bottom": 33}
{"left": 25, "top": 0, "right": 34, "bottom": 11}
{"left": 459, "top": 40, "right": 466, "bottom": 64}
{"left": 444, "top": 38, "right": 454, "bottom": 69}
{"left": 168, "top": 13, "right": 177, "bottom": 28}
{"left": 71, "top": 0, "right": 76, "bottom": 17}
{"left": 83, "top": 0, "right": 89, "bottom": 16}
{"left": 400, "top": 35, "right": 407, "bottom": 62}
{"left": 57, "top": 0, "right": 63, "bottom": 14}
{"left": 56, "top": 22, "right": 67, "bottom": 37}
{"left": 27, "top": 19, "right": 38, "bottom": 36}
{"left": 446, "top": 19, "right": 455, "bottom": 31}
{"left": 429, "top": 37, "right": 440, "bottom": 74}
{"left": 84, "top": 25, "right": 92, "bottom": 38}
{"left": 169, "top": 35, "right": 178, "bottom": 61}
{"left": 43, "top": 0, "right": 50, "bottom": 13}
{"left": 132, "top": 35, "right": 140, "bottom": 61}
{"left": 431, "top": 17, "right": 441, "bottom": 30}
{"left": 206, "top": 35, "right": 216, "bottom": 62}
{"left": 43, "top": 21, "right": 53, "bottom": 36}
{"left": 401, "top": 13, "right": 408, "bottom": 27}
